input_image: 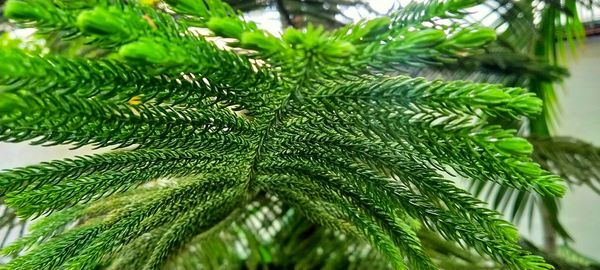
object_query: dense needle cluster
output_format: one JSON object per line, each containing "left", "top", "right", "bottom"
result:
{"left": 0, "top": 0, "right": 567, "bottom": 269}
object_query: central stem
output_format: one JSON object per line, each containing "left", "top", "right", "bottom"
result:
{"left": 246, "top": 51, "right": 315, "bottom": 190}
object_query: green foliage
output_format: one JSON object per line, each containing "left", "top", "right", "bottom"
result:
{"left": 0, "top": 0, "right": 574, "bottom": 269}
{"left": 532, "top": 137, "right": 600, "bottom": 192}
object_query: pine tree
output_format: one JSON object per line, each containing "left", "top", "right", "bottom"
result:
{"left": 0, "top": 0, "right": 575, "bottom": 269}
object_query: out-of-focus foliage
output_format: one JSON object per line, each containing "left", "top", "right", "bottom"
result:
{"left": 225, "top": 0, "right": 380, "bottom": 28}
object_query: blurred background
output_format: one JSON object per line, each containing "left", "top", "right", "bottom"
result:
{"left": 517, "top": 35, "right": 600, "bottom": 260}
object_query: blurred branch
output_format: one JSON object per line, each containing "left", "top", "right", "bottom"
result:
{"left": 520, "top": 239, "right": 600, "bottom": 270}
{"left": 274, "top": 0, "right": 294, "bottom": 27}
{"left": 531, "top": 136, "right": 600, "bottom": 193}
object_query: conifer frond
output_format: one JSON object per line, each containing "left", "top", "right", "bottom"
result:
{"left": 107, "top": 193, "right": 274, "bottom": 269}
{"left": 0, "top": 149, "right": 231, "bottom": 195}
{"left": 267, "top": 136, "right": 516, "bottom": 237}
{"left": 160, "top": 198, "right": 501, "bottom": 269}
{"left": 0, "top": 51, "right": 257, "bottom": 108}
{"left": 259, "top": 157, "right": 553, "bottom": 268}
{"left": 275, "top": 76, "right": 563, "bottom": 197}
{"left": 3, "top": 0, "right": 275, "bottom": 107}
{"left": 0, "top": 0, "right": 570, "bottom": 269}
{"left": 260, "top": 174, "right": 433, "bottom": 270}
{"left": 3, "top": 150, "right": 244, "bottom": 217}
{"left": 469, "top": 136, "right": 600, "bottom": 240}
{"left": 5, "top": 175, "right": 244, "bottom": 269}
{"left": 0, "top": 91, "right": 253, "bottom": 149}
